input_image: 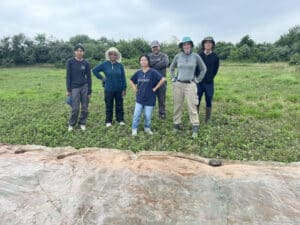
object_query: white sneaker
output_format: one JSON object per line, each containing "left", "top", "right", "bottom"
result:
{"left": 80, "top": 125, "right": 86, "bottom": 131}
{"left": 144, "top": 128, "right": 153, "bottom": 135}
{"left": 119, "top": 121, "right": 125, "bottom": 126}
{"left": 132, "top": 129, "right": 137, "bottom": 136}
{"left": 68, "top": 125, "right": 73, "bottom": 132}
{"left": 106, "top": 123, "right": 112, "bottom": 127}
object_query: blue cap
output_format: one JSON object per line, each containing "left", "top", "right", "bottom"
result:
{"left": 179, "top": 36, "right": 194, "bottom": 48}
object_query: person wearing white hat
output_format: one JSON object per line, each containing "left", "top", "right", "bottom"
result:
{"left": 170, "top": 36, "right": 207, "bottom": 138}
{"left": 92, "top": 47, "right": 127, "bottom": 127}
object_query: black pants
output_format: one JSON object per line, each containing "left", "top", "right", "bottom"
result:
{"left": 156, "top": 82, "right": 167, "bottom": 116}
{"left": 197, "top": 82, "right": 214, "bottom": 107}
{"left": 104, "top": 91, "right": 124, "bottom": 123}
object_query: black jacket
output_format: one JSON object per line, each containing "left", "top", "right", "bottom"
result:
{"left": 66, "top": 58, "right": 92, "bottom": 95}
{"left": 197, "top": 52, "right": 219, "bottom": 84}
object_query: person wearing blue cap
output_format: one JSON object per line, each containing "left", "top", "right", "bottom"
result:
{"left": 170, "top": 36, "right": 207, "bottom": 138}
{"left": 66, "top": 43, "right": 92, "bottom": 131}
{"left": 197, "top": 37, "right": 220, "bottom": 122}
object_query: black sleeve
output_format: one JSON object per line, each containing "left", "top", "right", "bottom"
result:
{"left": 194, "top": 53, "right": 203, "bottom": 76}
{"left": 213, "top": 55, "right": 220, "bottom": 77}
{"left": 121, "top": 64, "right": 127, "bottom": 90}
{"left": 66, "top": 59, "right": 72, "bottom": 92}
{"left": 194, "top": 65, "right": 199, "bottom": 76}
{"left": 86, "top": 62, "right": 92, "bottom": 95}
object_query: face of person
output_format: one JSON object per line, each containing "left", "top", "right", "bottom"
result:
{"left": 151, "top": 46, "right": 160, "bottom": 54}
{"left": 109, "top": 51, "right": 118, "bottom": 62}
{"left": 183, "top": 42, "right": 192, "bottom": 54}
{"left": 75, "top": 48, "right": 84, "bottom": 59}
{"left": 140, "top": 56, "right": 149, "bottom": 68}
{"left": 204, "top": 41, "right": 213, "bottom": 51}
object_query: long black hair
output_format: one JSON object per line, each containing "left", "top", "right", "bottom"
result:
{"left": 139, "top": 54, "right": 150, "bottom": 66}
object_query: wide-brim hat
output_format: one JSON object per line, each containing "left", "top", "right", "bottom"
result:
{"left": 201, "top": 36, "right": 215, "bottom": 47}
{"left": 105, "top": 47, "right": 122, "bottom": 62}
{"left": 178, "top": 36, "right": 194, "bottom": 48}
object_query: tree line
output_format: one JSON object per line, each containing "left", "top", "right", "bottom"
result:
{"left": 0, "top": 25, "right": 299, "bottom": 68}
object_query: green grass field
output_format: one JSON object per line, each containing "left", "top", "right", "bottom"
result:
{"left": 0, "top": 63, "right": 299, "bottom": 162}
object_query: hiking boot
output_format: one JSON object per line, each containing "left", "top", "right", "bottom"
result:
{"left": 192, "top": 125, "right": 199, "bottom": 139}
{"left": 205, "top": 107, "right": 212, "bottom": 123}
{"left": 144, "top": 128, "right": 153, "bottom": 135}
{"left": 173, "top": 124, "right": 181, "bottom": 133}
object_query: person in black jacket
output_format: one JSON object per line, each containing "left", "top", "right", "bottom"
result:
{"left": 197, "top": 37, "right": 219, "bottom": 122}
{"left": 66, "top": 44, "right": 92, "bottom": 131}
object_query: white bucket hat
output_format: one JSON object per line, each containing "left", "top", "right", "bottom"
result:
{"left": 105, "top": 47, "right": 122, "bottom": 62}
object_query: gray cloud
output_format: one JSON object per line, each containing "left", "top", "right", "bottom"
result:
{"left": 0, "top": 0, "right": 299, "bottom": 44}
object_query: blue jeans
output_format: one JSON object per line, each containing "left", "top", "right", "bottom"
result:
{"left": 132, "top": 102, "right": 154, "bottom": 129}
{"left": 197, "top": 82, "right": 214, "bottom": 107}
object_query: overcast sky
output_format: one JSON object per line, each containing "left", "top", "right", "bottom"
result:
{"left": 1, "top": 0, "right": 299, "bottom": 44}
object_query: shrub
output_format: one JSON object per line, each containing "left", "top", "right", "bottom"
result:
{"left": 289, "top": 53, "right": 300, "bottom": 65}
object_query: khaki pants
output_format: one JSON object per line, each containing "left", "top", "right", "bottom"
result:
{"left": 172, "top": 82, "right": 199, "bottom": 126}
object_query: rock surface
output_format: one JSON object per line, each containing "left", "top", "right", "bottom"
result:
{"left": 0, "top": 144, "right": 299, "bottom": 225}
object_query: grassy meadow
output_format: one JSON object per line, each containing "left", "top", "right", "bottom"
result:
{"left": 0, "top": 63, "right": 299, "bottom": 162}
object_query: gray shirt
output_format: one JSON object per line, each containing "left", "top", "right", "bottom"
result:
{"left": 170, "top": 52, "right": 207, "bottom": 83}
{"left": 148, "top": 52, "right": 169, "bottom": 77}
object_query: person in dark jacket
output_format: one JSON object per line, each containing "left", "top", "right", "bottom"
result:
{"left": 66, "top": 43, "right": 92, "bottom": 131}
{"left": 148, "top": 40, "right": 169, "bottom": 119}
{"left": 93, "top": 47, "right": 127, "bottom": 127}
{"left": 197, "top": 36, "right": 220, "bottom": 122}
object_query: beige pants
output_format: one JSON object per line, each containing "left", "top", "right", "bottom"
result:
{"left": 172, "top": 81, "right": 199, "bottom": 126}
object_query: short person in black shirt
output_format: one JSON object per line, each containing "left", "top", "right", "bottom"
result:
{"left": 66, "top": 44, "right": 92, "bottom": 131}
{"left": 197, "top": 37, "right": 220, "bottom": 122}
{"left": 130, "top": 55, "right": 166, "bottom": 136}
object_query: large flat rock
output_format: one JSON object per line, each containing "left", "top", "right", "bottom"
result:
{"left": 0, "top": 144, "right": 299, "bottom": 225}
